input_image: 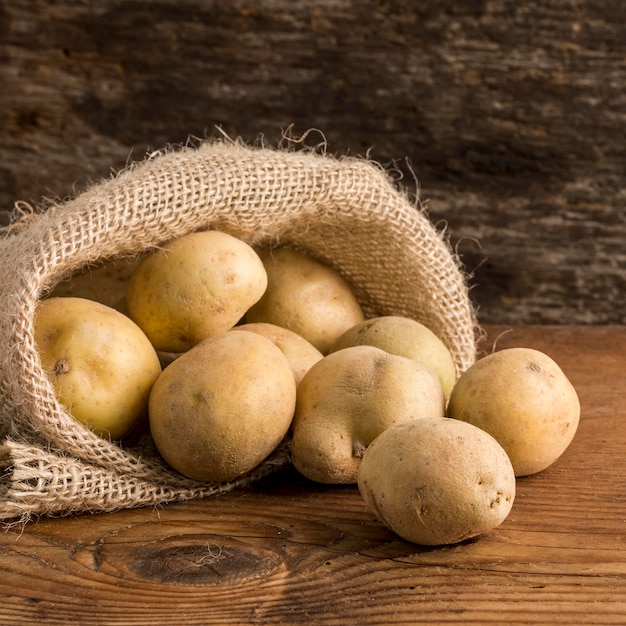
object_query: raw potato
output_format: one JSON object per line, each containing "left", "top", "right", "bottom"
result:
{"left": 148, "top": 330, "right": 296, "bottom": 482}
{"left": 447, "top": 347, "right": 580, "bottom": 476}
{"left": 234, "top": 322, "right": 323, "bottom": 386}
{"left": 358, "top": 417, "right": 516, "bottom": 546}
{"left": 329, "top": 315, "right": 457, "bottom": 399}
{"left": 34, "top": 296, "right": 162, "bottom": 440}
{"left": 245, "top": 247, "right": 365, "bottom": 354}
{"left": 127, "top": 230, "right": 267, "bottom": 353}
{"left": 292, "top": 345, "right": 445, "bottom": 484}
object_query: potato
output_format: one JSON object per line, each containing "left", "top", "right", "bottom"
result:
{"left": 329, "top": 315, "right": 457, "bottom": 399}
{"left": 148, "top": 330, "right": 296, "bottom": 482}
{"left": 358, "top": 417, "right": 516, "bottom": 546}
{"left": 127, "top": 230, "right": 267, "bottom": 353}
{"left": 245, "top": 247, "right": 365, "bottom": 354}
{"left": 291, "top": 345, "right": 445, "bottom": 484}
{"left": 34, "top": 296, "right": 162, "bottom": 440}
{"left": 447, "top": 347, "right": 580, "bottom": 476}
{"left": 233, "top": 322, "right": 323, "bottom": 386}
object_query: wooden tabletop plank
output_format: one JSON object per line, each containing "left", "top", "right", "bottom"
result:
{"left": 1, "top": 325, "right": 625, "bottom": 625}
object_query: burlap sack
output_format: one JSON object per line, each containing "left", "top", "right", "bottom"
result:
{"left": 0, "top": 139, "right": 478, "bottom": 524}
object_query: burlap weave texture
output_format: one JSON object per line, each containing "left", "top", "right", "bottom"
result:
{"left": 0, "top": 140, "right": 477, "bottom": 524}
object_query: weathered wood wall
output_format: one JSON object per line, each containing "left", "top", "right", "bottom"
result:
{"left": 1, "top": 0, "right": 624, "bottom": 324}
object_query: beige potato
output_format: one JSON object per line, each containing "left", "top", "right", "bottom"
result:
{"left": 329, "top": 315, "right": 457, "bottom": 399}
{"left": 245, "top": 247, "right": 365, "bottom": 354}
{"left": 127, "top": 230, "right": 267, "bottom": 353}
{"left": 358, "top": 417, "right": 516, "bottom": 546}
{"left": 447, "top": 347, "right": 580, "bottom": 477}
{"left": 234, "top": 322, "right": 323, "bottom": 386}
{"left": 148, "top": 330, "right": 296, "bottom": 482}
{"left": 34, "top": 296, "right": 162, "bottom": 440}
{"left": 291, "top": 345, "right": 445, "bottom": 484}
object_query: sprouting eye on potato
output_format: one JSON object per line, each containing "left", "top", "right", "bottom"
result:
{"left": 35, "top": 228, "right": 580, "bottom": 547}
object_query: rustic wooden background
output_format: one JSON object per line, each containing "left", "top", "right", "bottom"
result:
{"left": 1, "top": 0, "right": 624, "bottom": 325}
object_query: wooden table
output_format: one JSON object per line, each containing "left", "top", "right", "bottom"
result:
{"left": 1, "top": 325, "right": 624, "bottom": 625}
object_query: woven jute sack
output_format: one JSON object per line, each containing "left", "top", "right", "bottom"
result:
{"left": 0, "top": 140, "right": 477, "bottom": 524}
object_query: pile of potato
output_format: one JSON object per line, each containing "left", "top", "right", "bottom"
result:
{"left": 34, "top": 230, "right": 580, "bottom": 546}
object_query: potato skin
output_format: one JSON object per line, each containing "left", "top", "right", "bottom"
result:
{"left": 233, "top": 322, "right": 323, "bottom": 387}
{"left": 127, "top": 230, "right": 267, "bottom": 353}
{"left": 148, "top": 330, "right": 296, "bottom": 482}
{"left": 329, "top": 315, "right": 457, "bottom": 399}
{"left": 246, "top": 247, "right": 364, "bottom": 354}
{"left": 447, "top": 347, "right": 580, "bottom": 476}
{"left": 34, "top": 296, "right": 162, "bottom": 441}
{"left": 291, "top": 345, "right": 445, "bottom": 484}
{"left": 358, "top": 417, "right": 516, "bottom": 546}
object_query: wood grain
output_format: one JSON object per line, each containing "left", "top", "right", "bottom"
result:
{"left": 1, "top": 1, "right": 625, "bottom": 325}
{"left": 1, "top": 325, "right": 625, "bottom": 625}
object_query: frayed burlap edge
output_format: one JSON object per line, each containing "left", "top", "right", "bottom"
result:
{"left": 0, "top": 136, "right": 479, "bottom": 526}
{"left": 0, "top": 436, "right": 292, "bottom": 527}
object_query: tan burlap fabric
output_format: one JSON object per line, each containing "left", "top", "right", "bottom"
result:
{"left": 0, "top": 140, "right": 478, "bottom": 524}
